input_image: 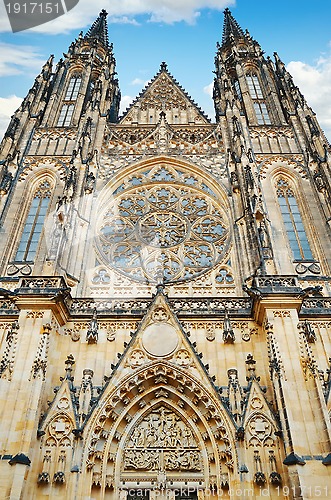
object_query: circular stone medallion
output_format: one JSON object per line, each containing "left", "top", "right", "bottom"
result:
{"left": 142, "top": 322, "right": 179, "bottom": 357}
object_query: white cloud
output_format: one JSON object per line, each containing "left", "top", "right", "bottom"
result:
{"left": 131, "top": 78, "right": 146, "bottom": 86}
{"left": 0, "top": 0, "right": 234, "bottom": 33}
{"left": 287, "top": 55, "right": 331, "bottom": 141}
{"left": 0, "top": 95, "right": 23, "bottom": 140}
{"left": 203, "top": 82, "right": 213, "bottom": 98}
{"left": 0, "top": 43, "right": 45, "bottom": 77}
{"left": 119, "top": 95, "right": 134, "bottom": 115}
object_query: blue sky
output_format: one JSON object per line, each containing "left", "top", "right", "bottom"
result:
{"left": 1, "top": 0, "right": 331, "bottom": 139}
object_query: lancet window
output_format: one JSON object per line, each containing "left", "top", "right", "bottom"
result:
{"left": 246, "top": 73, "right": 271, "bottom": 125}
{"left": 276, "top": 178, "right": 313, "bottom": 261}
{"left": 14, "top": 180, "right": 52, "bottom": 262}
{"left": 56, "top": 75, "right": 81, "bottom": 126}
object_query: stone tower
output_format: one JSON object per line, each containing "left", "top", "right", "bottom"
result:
{"left": 0, "top": 9, "right": 330, "bottom": 500}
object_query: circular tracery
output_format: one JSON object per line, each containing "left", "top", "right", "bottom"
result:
{"left": 139, "top": 211, "right": 188, "bottom": 247}
{"left": 96, "top": 171, "right": 230, "bottom": 284}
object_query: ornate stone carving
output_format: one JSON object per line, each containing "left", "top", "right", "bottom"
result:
{"left": 247, "top": 415, "right": 274, "bottom": 447}
{"left": 175, "top": 349, "right": 192, "bottom": 367}
{"left": 69, "top": 297, "right": 252, "bottom": 316}
{"left": 273, "top": 310, "right": 291, "bottom": 318}
{"left": 96, "top": 177, "right": 230, "bottom": 284}
{"left": 127, "top": 349, "right": 146, "bottom": 367}
{"left": 123, "top": 406, "right": 202, "bottom": 473}
{"left": 26, "top": 311, "right": 44, "bottom": 319}
{"left": 206, "top": 325, "right": 215, "bottom": 341}
{"left": 152, "top": 306, "right": 169, "bottom": 322}
{"left": 223, "top": 310, "right": 235, "bottom": 343}
{"left": 86, "top": 309, "right": 98, "bottom": 344}
{"left": 0, "top": 320, "right": 19, "bottom": 380}
{"left": 44, "top": 415, "right": 73, "bottom": 447}
{"left": 30, "top": 323, "right": 51, "bottom": 380}
{"left": 298, "top": 320, "right": 316, "bottom": 343}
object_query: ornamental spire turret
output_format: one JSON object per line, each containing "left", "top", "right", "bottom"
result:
{"left": 84, "top": 9, "right": 110, "bottom": 49}
{"left": 222, "top": 8, "right": 245, "bottom": 45}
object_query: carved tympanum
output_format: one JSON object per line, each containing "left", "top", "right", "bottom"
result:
{"left": 123, "top": 406, "right": 202, "bottom": 472}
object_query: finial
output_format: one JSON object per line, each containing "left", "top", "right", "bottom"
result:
{"left": 222, "top": 8, "right": 245, "bottom": 45}
{"left": 160, "top": 62, "right": 168, "bottom": 71}
{"left": 84, "top": 10, "right": 110, "bottom": 48}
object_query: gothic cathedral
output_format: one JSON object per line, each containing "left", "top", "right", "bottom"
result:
{"left": 0, "top": 9, "right": 331, "bottom": 500}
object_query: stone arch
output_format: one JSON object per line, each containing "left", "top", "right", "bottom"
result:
{"left": 79, "top": 360, "right": 237, "bottom": 498}
{"left": 97, "top": 155, "right": 231, "bottom": 210}
{"left": 258, "top": 157, "right": 308, "bottom": 180}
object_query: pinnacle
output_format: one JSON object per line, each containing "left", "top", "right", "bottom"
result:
{"left": 84, "top": 10, "right": 110, "bottom": 49}
{"left": 222, "top": 8, "right": 245, "bottom": 45}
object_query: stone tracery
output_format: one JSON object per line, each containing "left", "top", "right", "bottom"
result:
{"left": 96, "top": 163, "right": 230, "bottom": 284}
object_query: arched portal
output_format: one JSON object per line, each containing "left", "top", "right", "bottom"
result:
{"left": 79, "top": 361, "right": 236, "bottom": 499}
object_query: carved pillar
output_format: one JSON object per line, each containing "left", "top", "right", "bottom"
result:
{"left": 257, "top": 298, "right": 331, "bottom": 499}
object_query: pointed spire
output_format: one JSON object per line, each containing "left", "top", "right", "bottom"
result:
{"left": 84, "top": 10, "right": 110, "bottom": 48}
{"left": 222, "top": 8, "right": 245, "bottom": 45}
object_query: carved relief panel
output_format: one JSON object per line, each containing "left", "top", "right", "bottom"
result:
{"left": 122, "top": 406, "right": 203, "bottom": 475}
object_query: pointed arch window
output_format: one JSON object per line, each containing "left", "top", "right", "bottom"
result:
{"left": 276, "top": 178, "right": 313, "bottom": 261}
{"left": 57, "top": 75, "right": 81, "bottom": 127}
{"left": 14, "top": 180, "right": 52, "bottom": 262}
{"left": 246, "top": 73, "right": 271, "bottom": 125}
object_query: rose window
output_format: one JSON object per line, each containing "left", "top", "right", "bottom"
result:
{"left": 96, "top": 178, "right": 230, "bottom": 284}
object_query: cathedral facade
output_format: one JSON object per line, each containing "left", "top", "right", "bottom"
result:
{"left": 0, "top": 9, "right": 331, "bottom": 500}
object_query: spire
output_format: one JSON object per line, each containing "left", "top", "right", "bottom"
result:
{"left": 84, "top": 9, "right": 110, "bottom": 48}
{"left": 222, "top": 8, "right": 245, "bottom": 45}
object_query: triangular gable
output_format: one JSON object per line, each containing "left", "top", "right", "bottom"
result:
{"left": 108, "top": 288, "right": 218, "bottom": 390}
{"left": 38, "top": 356, "right": 79, "bottom": 436}
{"left": 242, "top": 379, "right": 280, "bottom": 448}
{"left": 80, "top": 289, "right": 238, "bottom": 480}
{"left": 119, "top": 63, "right": 211, "bottom": 126}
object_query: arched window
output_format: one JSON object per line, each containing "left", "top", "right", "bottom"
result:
{"left": 57, "top": 75, "right": 81, "bottom": 127}
{"left": 276, "top": 178, "right": 313, "bottom": 261}
{"left": 64, "top": 76, "right": 82, "bottom": 100}
{"left": 246, "top": 73, "right": 271, "bottom": 125}
{"left": 14, "top": 180, "right": 52, "bottom": 262}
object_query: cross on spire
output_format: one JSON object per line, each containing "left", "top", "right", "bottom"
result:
{"left": 84, "top": 9, "right": 110, "bottom": 48}
{"left": 222, "top": 8, "right": 245, "bottom": 45}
